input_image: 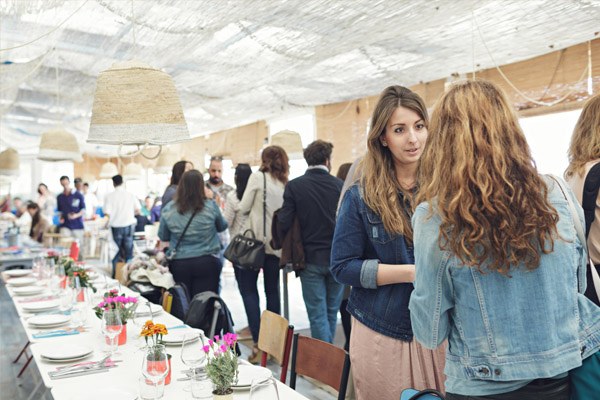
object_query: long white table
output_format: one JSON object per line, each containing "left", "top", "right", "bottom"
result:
{"left": 3, "top": 269, "right": 308, "bottom": 400}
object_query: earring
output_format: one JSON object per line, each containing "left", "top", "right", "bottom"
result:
{"left": 382, "top": 141, "right": 387, "bottom": 147}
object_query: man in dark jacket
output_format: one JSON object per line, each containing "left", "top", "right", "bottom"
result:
{"left": 278, "top": 140, "right": 343, "bottom": 343}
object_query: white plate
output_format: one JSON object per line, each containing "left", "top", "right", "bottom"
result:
{"left": 41, "top": 353, "right": 93, "bottom": 364}
{"left": 22, "top": 299, "right": 60, "bottom": 312}
{"left": 233, "top": 364, "right": 273, "bottom": 387}
{"left": 39, "top": 343, "right": 93, "bottom": 360}
{"left": 4, "top": 269, "right": 32, "bottom": 277}
{"left": 134, "top": 303, "right": 163, "bottom": 317}
{"left": 28, "top": 314, "right": 71, "bottom": 327}
{"left": 7, "top": 277, "right": 37, "bottom": 286}
{"left": 12, "top": 286, "right": 45, "bottom": 296}
{"left": 52, "top": 386, "right": 137, "bottom": 400}
{"left": 162, "top": 329, "right": 203, "bottom": 345}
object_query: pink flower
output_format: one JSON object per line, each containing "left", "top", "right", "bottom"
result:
{"left": 202, "top": 345, "right": 210, "bottom": 354}
{"left": 220, "top": 344, "right": 227, "bottom": 353}
{"left": 208, "top": 339, "right": 213, "bottom": 346}
{"left": 214, "top": 335, "right": 220, "bottom": 342}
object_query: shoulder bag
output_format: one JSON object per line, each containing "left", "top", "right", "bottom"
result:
{"left": 224, "top": 172, "right": 266, "bottom": 271}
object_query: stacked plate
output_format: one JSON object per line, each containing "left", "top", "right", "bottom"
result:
{"left": 134, "top": 302, "right": 163, "bottom": 317}
{"left": 4, "top": 269, "right": 32, "bottom": 278}
{"left": 13, "top": 286, "right": 45, "bottom": 296}
{"left": 52, "top": 386, "right": 137, "bottom": 400}
{"left": 161, "top": 328, "right": 203, "bottom": 346}
{"left": 21, "top": 299, "right": 60, "bottom": 313}
{"left": 39, "top": 344, "right": 93, "bottom": 363}
{"left": 7, "top": 277, "right": 37, "bottom": 287}
{"left": 28, "top": 314, "right": 71, "bottom": 329}
{"left": 233, "top": 364, "right": 273, "bottom": 389}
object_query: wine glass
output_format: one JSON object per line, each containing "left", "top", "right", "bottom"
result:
{"left": 142, "top": 345, "right": 169, "bottom": 399}
{"left": 32, "top": 255, "right": 45, "bottom": 279}
{"left": 101, "top": 309, "right": 122, "bottom": 357}
{"left": 250, "top": 376, "right": 280, "bottom": 400}
{"left": 181, "top": 332, "right": 205, "bottom": 392}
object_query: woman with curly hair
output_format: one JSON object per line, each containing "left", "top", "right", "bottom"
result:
{"left": 237, "top": 145, "right": 289, "bottom": 362}
{"left": 331, "top": 86, "right": 446, "bottom": 399}
{"left": 410, "top": 80, "right": 600, "bottom": 399}
{"left": 565, "top": 93, "right": 600, "bottom": 306}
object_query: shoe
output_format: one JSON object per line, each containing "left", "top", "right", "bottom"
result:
{"left": 247, "top": 344, "right": 261, "bottom": 364}
{"left": 236, "top": 326, "right": 252, "bottom": 341}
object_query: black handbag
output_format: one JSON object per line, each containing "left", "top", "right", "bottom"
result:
{"left": 224, "top": 172, "right": 267, "bottom": 271}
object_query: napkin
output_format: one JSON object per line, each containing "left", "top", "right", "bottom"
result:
{"left": 33, "top": 329, "right": 80, "bottom": 339}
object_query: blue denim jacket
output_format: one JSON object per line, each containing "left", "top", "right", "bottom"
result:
{"left": 158, "top": 200, "right": 228, "bottom": 260}
{"left": 331, "top": 184, "right": 415, "bottom": 340}
{"left": 409, "top": 177, "right": 600, "bottom": 395}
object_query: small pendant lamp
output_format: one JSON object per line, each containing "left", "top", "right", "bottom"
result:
{"left": 38, "top": 129, "right": 83, "bottom": 162}
{"left": 0, "top": 148, "right": 19, "bottom": 176}
{"left": 270, "top": 130, "right": 303, "bottom": 159}
{"left": 99, "top": 161, "right": 119, "bottom": 179}
{"left": 87, "top": 60, "right": 190, "bottom": 147}
{"left": 123, "top": 162, "right": 143, "bottom": 180}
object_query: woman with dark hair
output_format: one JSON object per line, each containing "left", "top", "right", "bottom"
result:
{"left": 37, "top": 183, "right": 56, "bottom": 223}
{"left": 237, "top": 146, "right": 289, "bottom": 362}
{"left": 410, "top": 80, "right": 600, "bottom": 399}
{"left": 331, "top": 86, "right": 445, "bottom": 399}
{"left": 161, "top": 160, "right": 193, "bottom": 208}
{"left": 27, "top": 202, "right": 50, "bottom": 243}
{"left": 158, "top": 169, "right": 227, "bottom": 297}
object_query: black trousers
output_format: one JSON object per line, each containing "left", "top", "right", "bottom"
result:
{"left": 446, "top": 376, "right": 570, "bottom": 400}
{"left": 168, "top": 255, "right": 222, "bottom": 299}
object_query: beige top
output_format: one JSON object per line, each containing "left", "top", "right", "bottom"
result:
{"left": 566, "top": 159, "right": 600, "bottom": 264}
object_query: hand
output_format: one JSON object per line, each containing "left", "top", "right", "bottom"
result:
{"left": 204, "top": 187, "right": 214, "bottom": 199}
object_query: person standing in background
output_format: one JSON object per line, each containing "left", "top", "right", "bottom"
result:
{"left": 56, "top": 175, "right": 86, "bottom": 248}
{"left": 206, "top": 156, "right": 234, "bottom": 209}
{"left": 27, "top": 202, "right": 50, "bottom": 243}
{"left": 82, "top": 182, "right": 98, "bottom": 220}
{"left": 103, "top": 174, "right": 140, "bottom": 279}
{"left": 73, "top": 177, "right": 83, "bottom": 193}
{"left": 162, "top": 160, "right": 193, "bottom": 208}
{"left": 37, "top": 183, "right": 56, "bottom": 223}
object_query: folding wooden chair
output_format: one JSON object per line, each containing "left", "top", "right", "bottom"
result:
{"left": 161, "top": 290, "right": 173, "bottom": 314}
{"left": 257, "top": 310, "right": 294, "bottom": 383}
{"left": 290, "top": 333, "right": 351, "bottom": 400}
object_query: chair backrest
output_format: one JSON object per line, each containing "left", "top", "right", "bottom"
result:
{"left": 161, "top": 291, "right": 173, "bottom": 313}
{"left": 290, "top": 334, "right": 351, "bottom": 400}
{"left": 257, "top": 310, "right": 294, "bottom": 382}
{"left": 168, "top": 283, "right": 191, "bottom": 320}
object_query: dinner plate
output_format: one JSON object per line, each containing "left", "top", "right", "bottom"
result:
{"left": 21, "top": 299, "right": 60, "bottom": 312}
{"left": 39, "top": 344, "right": 93, "bottom": 360}
{"left": 233, "top": 364, "right": 273, "bottom": 387}
{"left": 41, "top": 353, "right": 93, "bottom": 364}
{"left": 12, "top": 286, "right": 45, "bottom": 296}
{"left": 7, "top": 277, "right": 37, "bottom": 286}
{"left": 52, "top": 386, "right": 137, "bottom": 400}
{"left": 134, "top": 302, "right": 163, "bottom": 317}
{"left": 4, "top": 269, "right": 32, "bottom": 277}
{"left": 28, "top": 314, "right": 71, "bottom": 327}
{"left": 162, "top": 329, "right": 203, "bottom": 345}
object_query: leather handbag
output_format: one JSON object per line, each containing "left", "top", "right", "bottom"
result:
{"left": 224, "top": 172, "right": 267, "bottom": 271}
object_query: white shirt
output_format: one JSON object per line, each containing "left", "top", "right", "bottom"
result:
{"left": 103, "top": 186, "right": 139, "bottom": 228}
{"left": 84, "top": 192, "right": 98, "bottom": 219}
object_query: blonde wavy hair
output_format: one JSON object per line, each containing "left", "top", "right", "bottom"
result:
{"left": 565, "top": 93, "right": 600, "bottom": 179}
{"left": 362, "top": 85, "right": 428, "bottom": 241}
{"left": 416, "top": 80, "right": 558, "bottom": 275}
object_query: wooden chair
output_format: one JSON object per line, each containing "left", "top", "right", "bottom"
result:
{"left": 257, "top": 310, "right": 294, "bottom": 383}
{"left": 161, "top": 291, "right": 173, "bottom": 313}
{"left": 290, "top": 333, "right": 351, "bottom": 400}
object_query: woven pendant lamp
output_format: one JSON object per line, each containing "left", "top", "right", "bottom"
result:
{"left": 0, "top": 148, "right": 19, "bottom": 176}
{"left": 270, "top": 130, "right": 303, "bottom": 159}
{"left": 155, "top": 149, "right": 179, "bottom": 173}
{"left": 87, "top": 60, "right": 190, "bottom": 146}
{"left": 123, "top": 162, "right": 143, "bottom": 180}
{"left": 38, "top": 129, "right": 83, "bottom": 162}
{"left": 99, "top": 161, "right": 119, "bottom": 179}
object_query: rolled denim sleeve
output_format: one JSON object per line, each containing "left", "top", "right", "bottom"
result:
{"left": 330, "top": 185, "right": 379, "bottom": 289}
{"left": 409, "top": 204, "right": 453, "bottom": 349}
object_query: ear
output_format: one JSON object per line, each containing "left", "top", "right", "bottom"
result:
{"left": 379, "top": 135, "right": 387, "bottom": 147}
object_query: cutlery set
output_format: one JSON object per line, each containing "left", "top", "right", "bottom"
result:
{"left": 48, "top": 357, "right": 122, "bottom": 380}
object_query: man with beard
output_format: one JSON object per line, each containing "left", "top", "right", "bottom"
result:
{"left": 206, "top": 156, "right": 233, "bottom": 210}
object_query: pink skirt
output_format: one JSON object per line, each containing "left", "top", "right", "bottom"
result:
{"left": 350, "top": 317, "right": 446, "bottom": 400}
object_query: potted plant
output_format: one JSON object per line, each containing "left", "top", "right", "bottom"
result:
{"left": 93, "top": 289, "right": 138, "bottom": 345}
{"left": 140, "top": 320, "right": 172, "bottom": 385}
{"left": 203, "top": 333, "right": 239, "bottom": 400}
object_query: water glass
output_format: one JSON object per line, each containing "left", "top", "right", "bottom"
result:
{"left": 250, "top": 376, "right": 280, "bottom": 400}
{"left": 101, "top": 309, "right": 122, "bottom": 356}
{"left": 142, "top": 345, "right": 169, "bottom": 399}
{"left": 190, "top": 369, "right": 212, "bottom": 399}
{"left": 181, "top": 333, "right": 205, "bottom": 392}
{"left": 138, "top": 376, "right": 164, "bottom": 400}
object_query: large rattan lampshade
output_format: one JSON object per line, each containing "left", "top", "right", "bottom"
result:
{"left": 155, "top": 149, "right": 179, "bottom": 173}
{"left": 123, "top": 162, "right": 143, "bottom": 180}
{"left": 0, "top": 148, "right": 19, "bottom": 176}
{"left": 270, "top": 130, "right": 303, "bottom": 159}
{"left": 99, "top": 161, "right": 119, "bottom": 179}
{"left": 87, "top": 60, "right": 190, "bottom": 146}
{"left": 38, "top": 129, "right": 83, "bottom": 162}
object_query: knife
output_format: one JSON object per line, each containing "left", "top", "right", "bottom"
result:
{"left": 49, "top": 367, "right": 111, "bottom": 380}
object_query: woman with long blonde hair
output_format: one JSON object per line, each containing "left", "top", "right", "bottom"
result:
{"left": 565, "top": 93, "right": 600, "bottom": 306}
{"left": 331, "top": 85, "right": 446, "bottom": 400}
{"left": 410, "top": 80, "right": 600, "bottom": 399}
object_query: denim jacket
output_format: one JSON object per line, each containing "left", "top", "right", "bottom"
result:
{"left": 331, "top": 184, "right": 415, "bottom": 340}
{"left": 409, "top": 177, "right": 600, "bottom": 394}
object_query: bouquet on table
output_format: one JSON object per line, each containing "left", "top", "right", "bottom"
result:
{"left": 58, "top": 256, "right": 96, "bottom": 292}
{"left": 93, "top": 289, "right": 138, "bottom": 322}
{"left": 203, "top": 333, "right": 239, "bottom": 396}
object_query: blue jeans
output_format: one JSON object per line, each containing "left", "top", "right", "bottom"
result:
{"left": 234, "top": 255, "right": 281, "bottom": 343}
{"left": 111, "top": 225, "right": 134, "bottom": 278}
{"left": 299, "top": 263, "right": 344, "bottom": 343}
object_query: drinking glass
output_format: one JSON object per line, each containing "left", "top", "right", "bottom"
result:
{"left": 181, "top": 333, "right": 205, "bottom": 392}
{"left": 59, "top": 286, "right": 74, "bottom": 314}
{"left": 101, "top": 309, "right": 122, "bottom": 356}
{"left": 32, "top": 255, "right": 45, "bottom": 279}
{"left": 250, "top": 376, "right": 280, "bottom": 400}
{"left": 142, "top": 345, "right": 169, "bottom": 399}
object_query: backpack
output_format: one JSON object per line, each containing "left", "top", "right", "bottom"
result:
{"left": 167, "top": 283, "right": 190, "bottom": 321}
{"left": 185, "top": 291, "right": 241, "bottom": 355}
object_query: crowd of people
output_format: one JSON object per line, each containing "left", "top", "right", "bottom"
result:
{"left": 1, "top": 79, "right": 599, "bottom": 399}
